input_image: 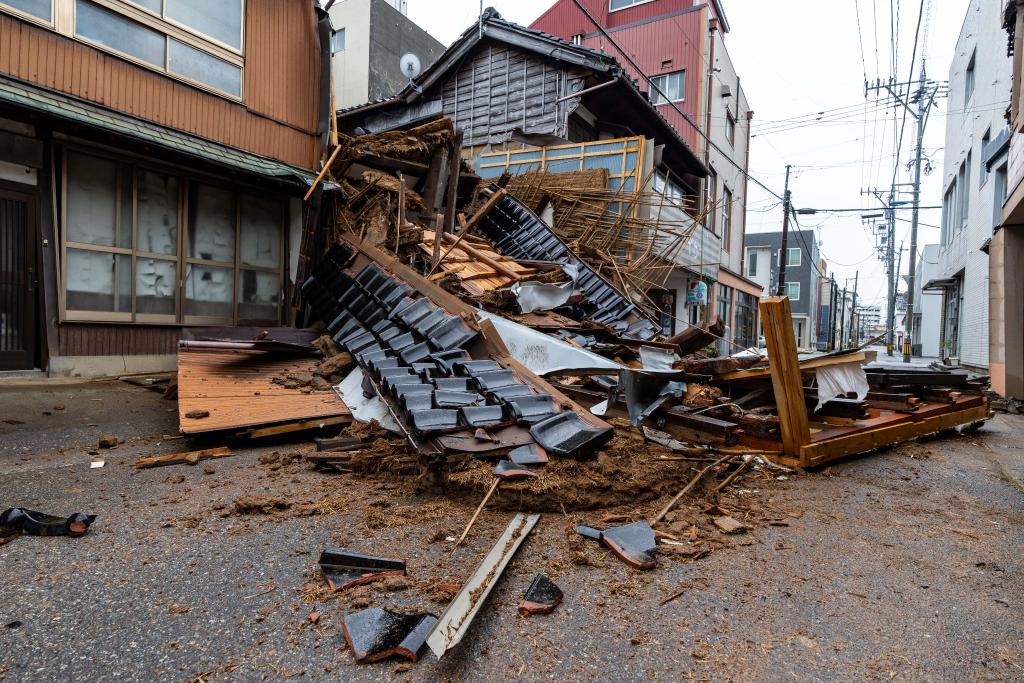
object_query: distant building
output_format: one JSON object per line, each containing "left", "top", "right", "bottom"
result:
{"left": 328, "top": 0, "right": 444, "bottom": 110}
{"left": 743, "top": 229, "right": 824, "bottom": 351}
{"left": 992, "top": 0, "right": 1024, "bottom": 400}
{"left": 913, "top": 244, "right": 943, "bottom": 358}
{"left": 928, "top": 0, "right": 1012, "bottom": 371}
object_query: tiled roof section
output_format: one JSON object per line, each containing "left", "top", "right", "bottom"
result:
{"left": 0, "top": 74, "right": 316, "bottom": 186}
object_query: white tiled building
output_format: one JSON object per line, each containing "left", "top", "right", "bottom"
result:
{"left": 931, "top": 0, "right": 1012, "bottom": 370}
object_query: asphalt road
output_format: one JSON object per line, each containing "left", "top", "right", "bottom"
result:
{"left": 0, "top": 381, "right": 1021, "bottom": 681}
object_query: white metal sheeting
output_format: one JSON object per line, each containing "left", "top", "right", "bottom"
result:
{"left": 476, "top": 310, "right": 621, "bottom": 376}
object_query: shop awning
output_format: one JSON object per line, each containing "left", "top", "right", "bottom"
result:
{"left": 923, "top": 278, "right": 957, "bottom": 290}
{"left": 0, "top": 74, "right": 316, "bottom": 187}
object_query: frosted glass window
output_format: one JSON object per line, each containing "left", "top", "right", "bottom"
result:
{"left": 76, "top": 1, "right": 165, "bottom": 68}
{"left": 166, "top": 0, "right": 242, "bottom": 50}
{"left": 168, "top": 39, "right": 241, "bottom": 97}
{"left": 185, "top": 264, "right": 232, "bottom": 319}
{"left": 239, "top": 195, "right": 281, "bottom": 268}
{"left": 584, "top": 154, "right": 623, "bottom": 174}
{"left": 5, "top": 0, "right": 51, "bottom": 21}
{"left": 238, "top": 271, "right": 279, "bottom": 321}
{"left": 546, "top": 158, "right": 581, "bottom": 173}
{"left": 136, "top": 258, "right": 176, "bottom": 315}
{"left": 188, "top": 183, "right": 236, "bottom": 262}
{"left": 136, "top": 170, "right": 179, "bottom": 255}
{"left": 66, "top": 152, "right": 130, "bottom": 249}
{"left": 66, "top": 249, "right": 131, "bottom": 313}
{"left": 127, "top": 0, "right": 160, "bottom": 13}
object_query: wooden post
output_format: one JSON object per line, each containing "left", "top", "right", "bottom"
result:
{"left": 759, "top": 296, "right": 811, "bottom": 463}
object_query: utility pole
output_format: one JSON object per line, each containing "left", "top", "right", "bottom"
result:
{"left": 849, "top": 271, "right": 859, "bottom": 347}
{"left": 885, "top": 189, "right": 896, "bottom": 356}
{"left": 776, "top": 164, "right": 792, "bottom": 296}
{"left": 828, "top": 276, "right": 837, "bottom": 351}
{"left": 866, "top": 65, "right": 942, "bottom": 361}
{"left": 839, "top": 285, "right": 848, "bottom": 350}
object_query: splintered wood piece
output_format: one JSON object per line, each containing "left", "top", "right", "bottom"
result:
{"left": 760, "top": 296, "right": 811, "bottom": 461}
{"left": 135, "top": 447, "right": 232, "bottom": 469}
{"left": 454, "top": 478, "right": 500, "bottom": 548}
{"left": 650, "top": 454, "right": 735, "bottom": 526}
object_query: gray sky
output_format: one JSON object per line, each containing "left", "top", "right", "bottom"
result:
{"left": 407, "top": 0, "right": 977, "bottom": 307}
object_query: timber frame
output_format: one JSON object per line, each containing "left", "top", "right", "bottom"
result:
{"left": 752, "top": 296, "right": 991, "bottom": 469}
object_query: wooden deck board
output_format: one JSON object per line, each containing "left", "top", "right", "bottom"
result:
{"left": 177, "top": 350, "right": 350, "bottom": 434}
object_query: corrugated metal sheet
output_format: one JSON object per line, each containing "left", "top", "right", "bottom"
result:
{"left": 531, "top": 1, "right": 707, "bottom": 152}
{"left": 0, "top": 6, "right": 320, "bottom": 169}
{"left": 58, "top": 324, "right": 180, "bottom": 356}
{"left": 582, "top": 13, "right": 704, "bottom": 150}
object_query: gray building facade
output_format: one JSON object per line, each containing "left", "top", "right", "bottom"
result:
{"left": 744, "top": 229, "right": 823, "bottom": 350}
{"left": 329, "top": 0, "right": 445, "bottom": 110}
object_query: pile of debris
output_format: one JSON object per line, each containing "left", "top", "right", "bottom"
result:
{"left": 147, "top": 115, "right": 992, "bottom": 670}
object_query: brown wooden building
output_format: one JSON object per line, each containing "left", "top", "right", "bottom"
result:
{"left": 0, "top": 0, "right": 328, "bottom": 376}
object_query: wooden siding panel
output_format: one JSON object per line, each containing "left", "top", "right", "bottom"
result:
{"left": 245, "top": 0, "right": 320, "bottom": 134}
{"left": 0, "top": 11, "right": 320, "bottom": 169}
{"left": 58, "top": 324, "right": 181, "bottom": 356}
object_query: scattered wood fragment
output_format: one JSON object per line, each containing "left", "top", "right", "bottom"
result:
{"left": 650, "top": 454, "right": 736, "bottom": 525}
{"left": 135, "top": 447, "right": 232, "bottom": 469}
{"left": 454, "top": 479, "right": 500, "bottom": 548}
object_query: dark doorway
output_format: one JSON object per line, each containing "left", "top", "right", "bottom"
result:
{"left": 0, "top": 187, "right": 37, "bottom": 370}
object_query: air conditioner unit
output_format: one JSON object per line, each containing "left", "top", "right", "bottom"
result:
{"left": 720, "top": 84, "right": 733, "bottom": 98}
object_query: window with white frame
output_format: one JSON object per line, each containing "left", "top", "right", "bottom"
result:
{"left": 722, "top": 186, "right": 732, "bottom": 247}
{"left": 650, "top": 70, "right": 685, "bottom": 105}
{"left": 331, "top": 28, "right": 345, "bottom": 54}
{"left": 964, "top": 49, "right": 976, "bottom": 105}
{"left": 0, "top": 0, "right": 244, "bottom": 98}
{"left": 1, "top": 0, "right": 52, "bottom": 23}
{"left": 610, "top": 0, "right": 650, "bottom": 11}
{"left": 777, "top": 247, "right": 801, "bottom": 267}
{"left": 785, "top": 282, "right": 800, "bottom": 301}
{"left": 62, "top": 148, "right": 284, "bottom": 325}
{"left": 941, "top": 180, "right": 957, "bottom": 244}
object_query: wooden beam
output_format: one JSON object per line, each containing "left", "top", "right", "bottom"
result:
{"left": 759, "top": 296, "right": 811, "bottom": 462}
{"left": 239, "top": 415, "right": 351, "bottom": 439}
{"left": 426, "top": 189, "right": 506, "bottom": 277}
{"left": 716, "top": 350, "right": 877, "bottom": 381}
{"left": 800, "top": 401, "right": 990, "bottom": 467}
{"left": 303, "top": 145, "right": 343, "bottom": 201}
{"left": 135, "top": 447, "right": 232, "bottom": 469}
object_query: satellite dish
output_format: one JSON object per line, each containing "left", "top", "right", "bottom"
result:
{"left": 400, "top": 53, "right": 422, "bottom": 81}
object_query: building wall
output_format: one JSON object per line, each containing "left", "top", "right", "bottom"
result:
{"left": 330, "top": 0, "right": 373, "bottom": 109}
{"left": 744, "top": 229, "right": 821, "bottom": 350}
{"left": 916, "top": 244, "right": 943, "bottom": 357}
{"left": 367, "top": 0, "right": 444, "bottom": 103}
{"left": 0, "top": 1, "right": 322, "bottom": 169}
{"left": 706, "top": 28, "right": 750, "bottom": 278}
{"left": 937, "top": 0, "right": 1012, "bottom": 369}
{"left": 532, "top": 0, "right": 706, "bottom": 151}
{"left": 329, "top": 0, "right": 444, "bottom": 110}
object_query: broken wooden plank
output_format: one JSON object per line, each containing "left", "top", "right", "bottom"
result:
{"left": 135, "top": 447, "right": 232, "bottom": 469}
{"left": 800, "top": 401, "right": 990, "bottom": 467}
{"left": 239, "top": 415, "right": 352, "bottom": 439}
{"left": 715, "top": 350, "right": 877, "bottom": 381}
{"left": 666, "top": 318, "right": 725, "bottom": 355}
{"left": 426, "top": 513, "right": 540, "bottom": 659}
{"left": 760, "top": 296, "right": 811, "bottom": 462}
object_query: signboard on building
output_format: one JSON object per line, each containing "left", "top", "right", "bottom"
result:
{"left": 686, "top": 281, "right": 708, "bottom": 305}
